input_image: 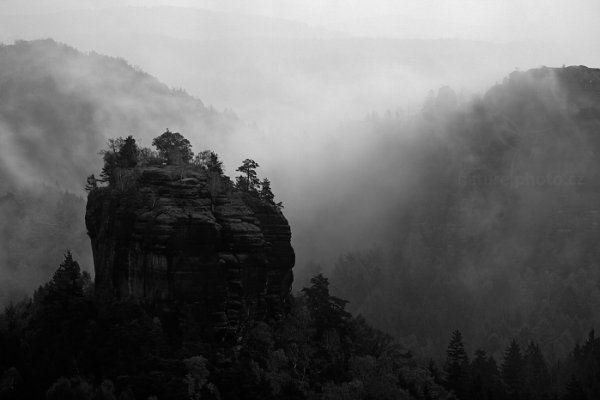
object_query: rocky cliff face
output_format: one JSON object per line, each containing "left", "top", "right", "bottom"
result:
{"left": 85, "top": 166, "right": 294, "bottom": 336}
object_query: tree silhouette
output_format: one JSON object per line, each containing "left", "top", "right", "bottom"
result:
{"left": 118, "top": 135, "right": 139, "bottom": 168}
{"left": 523, "top": 341, "right": 550, "bottom": 400}
{"left": 236, "top": 159, "right": 260, "bottom": 193}
{"left": 259, "top": 178, "right": 275, "bottom": 204}
{"left": 194, "top": 150, "right": 224, "bottom": 175}
{"left": 46, "top": 251, "right": 84, "bottom": 303}
{"left": 444, "top": 330, "right": 469, "bottom": 398}
{"left": 469, "top": 349, "right": 503, "bottom": 400}
{"left": 302, "top": 274, "right": 351, "bottom": 336}
{"left": 259, "top": 178, "right": 282, "bottom": 208}
{"left": 152, "top": 129, "right": 193, "bottom": 165}
{"left": 501, "top": 339, "right": 524, "bottom": 399}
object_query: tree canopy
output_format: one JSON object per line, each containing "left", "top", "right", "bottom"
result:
{"left": 235, "top": 158, "right": 260, "bottom": 193}
{"left": 193, "top": 150, "right": 224, "bottom": 175}
{"left": 152, "top": 129, "right": 193, "bottom": 165}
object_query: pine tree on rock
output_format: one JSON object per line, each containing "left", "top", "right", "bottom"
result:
{"left": 208, "top": 152, "right": 224, "bottom": 175}
{"left": 259, "top": 178, "right": 283, "bottom": 209}
{"left": 259, "top": 178, "right": 274, "bottom": 203}
{"left": 100, "top": 151, "right": 118, "bottom": 186}
{"left": 118, "top": 135, "right": 139, "bottom": 168}
{"left": 99, "top": 137, "right": 126, "bottom": 186}
{"left": 194, "top": 150, "right": 224, "bottom": 175}
{"left": 235, "top": 159, "right": 260, "bottom": 193}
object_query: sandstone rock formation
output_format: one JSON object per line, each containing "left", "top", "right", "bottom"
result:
{"left": 85, "top": 166, "right": 294, "bottom": 336}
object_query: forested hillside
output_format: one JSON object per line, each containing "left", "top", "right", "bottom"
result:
{"left": 0, "top": 39, "right": 237, "bottom": 191}
{"left": 321, "top": 66, "right": 600, "bottom": 360}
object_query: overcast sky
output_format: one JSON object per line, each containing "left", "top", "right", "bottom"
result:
{"left": 0, "top": 0, "right": 598, "bottom": 45}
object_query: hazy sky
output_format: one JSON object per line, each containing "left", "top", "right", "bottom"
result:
{"left": 1, "top": 0, "right": 598, "bottom": 44}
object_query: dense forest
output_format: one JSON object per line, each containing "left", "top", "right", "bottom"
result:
{"left": 299, "top": 66, "right": 600, "bottom": 362}
{"left": 0, "top": 256, "right": 449, "bottom": 400}
{"left": 3, "top": 253, "right": 600, "bottom": 399}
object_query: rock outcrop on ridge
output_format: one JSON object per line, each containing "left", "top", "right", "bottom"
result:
{"left": 85, "top": 166, "right": 295, "bottom": 336}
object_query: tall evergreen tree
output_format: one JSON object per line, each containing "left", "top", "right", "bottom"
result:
{"left": 100, "top": 150, "right": 118, "bottom": 186}
{"left": 208, "top": 151, "right": 224, "bottom": 175}
{"left": 502, "top": 339, "right": 524, "bottom": 400}
{"left": 118, "top": 135, "right": 139, "bottom": 167}
{"left": 259, "top": 178, "right": 274, "bottom": 204}
{"left": 194, "top": 150, "right": 224, "bottom": 175}
{"left": 444, "top": 330, "right": 469, "bottom": 399}
{"left": 235, "top": 159, "right": 260, "bottom": 193}
{"left": 524, "top": 341, "right": 551, "bottom": 400}
{"left": 469, "top": 349, "right": 504, "bottom": 400}
{"left": 301, "top": 274, "right": 351, "bottom": 336}
{"left": 259, "top": 178, "right": 283, "bottom": 208}
{"left": 46, "top": 251, "right": 84, "bottom": 303}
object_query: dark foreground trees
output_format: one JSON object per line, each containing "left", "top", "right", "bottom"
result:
{"left": 432, "top": 329, "right": 600, "bottom": 400}
{"left": 0, "top": 259, "right": 447, "bottom": 400}
{"left": 444, "top": 330, "right": 469, "bottom": 399}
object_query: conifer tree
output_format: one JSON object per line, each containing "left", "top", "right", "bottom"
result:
{"left": 235, "top": 159, "right": 260, "bottom": 193}
{"left": 302, "top": 274, "right": 351, "bottom": 336}
{"left": 208, "top": 152, "right": 224, "bottom": 175}
{"left": 45, "top": 251, "right": 84, "bottom": 304}
{"left": 523, "top": 341, "right": 550, "bottom": 400}
{"left": 118, "top": 135, "right": 139, "bottom": 167}
{"left": 469, "top": 349, "right": 503, "bottom": 400}
{"left": 443, "top": 330, "right": 469, "bottom": 398}
{"left": 259, "top": 178, "right": 274, "bottom": 204}
{"left": 100, "top": 151, "right": 118, "bottom": 186}
{"left": 501, "top": 339, "right": 524, "bottom": 399}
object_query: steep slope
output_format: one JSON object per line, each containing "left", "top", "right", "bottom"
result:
{"left": 327, "top": 66, "right": 600, "bottom": 357}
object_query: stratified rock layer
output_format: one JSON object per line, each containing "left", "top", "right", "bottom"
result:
{"left": 85, "top": 166, "right": 294, "bottom": 334}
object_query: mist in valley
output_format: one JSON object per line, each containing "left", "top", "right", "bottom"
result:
{"left": 1, "top": 0, "right": 600, "bottom": 367}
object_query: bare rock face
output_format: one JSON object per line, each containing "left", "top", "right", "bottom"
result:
{"left": 85, "top": 166, "right": 294, "bottom": 335}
